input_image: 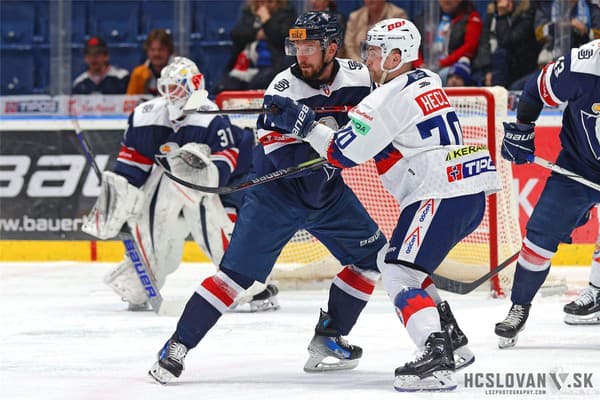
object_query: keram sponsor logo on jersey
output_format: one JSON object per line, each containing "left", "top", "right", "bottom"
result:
{"left": 446, "top": 155, "right": 496, "bottom": 183}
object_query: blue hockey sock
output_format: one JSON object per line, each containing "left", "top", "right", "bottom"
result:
{"left": 176, "top": 292, "right": 222, "bottom": 349}
{"left": 510, "top": 263, "right": 550, "bottom": 305}
{"left": 327, "top": 284, "right": 368, "bottom": 336}
{"left": 175, "top": 267, "right": 254, "bottom": 349}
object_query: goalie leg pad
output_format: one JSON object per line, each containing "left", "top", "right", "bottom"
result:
{"left": 104, "top": 258, "right": 148, "bottom": 307}
{"left": 183, "top": 194, "right": 234, "bottom": 267}
{"left": 82, "top": 171, "right": 144, "bottom": 239}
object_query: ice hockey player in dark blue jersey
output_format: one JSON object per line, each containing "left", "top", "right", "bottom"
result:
{"left": 148, "top": 12, "right": 387, "bottom": 385}
{"left": 82, "top": 57, "right": 278, "bottom": 312}
{"left": 496, "top": 39, "right": 600, "bottom": 348}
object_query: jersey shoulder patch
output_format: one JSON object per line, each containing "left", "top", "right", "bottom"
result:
{"left": 133, "top": 97, "right": 170, "bottom": 127}
{"left": 336, "top": 58, "right": 371, "bottom": 88}
{"left": 267, "top": 70, "right": 293, "bottom": 95}
{"left": 570, "top": 39, "right": 600, "bottom": 77}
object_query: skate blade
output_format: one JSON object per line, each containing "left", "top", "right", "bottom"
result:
{"left": 394, "top": 370, "right": 457, "bottom": 392}
{"left": 454, "top": 345, "right": 475, "bottom": 370}
{"left": 303, "top": 353, "right": 359, "bottom": 373}
{"left": 250, "top": 297, "right": 280, "bottom": 312}
{"left": 564, "top": 312, "right": 600, "bottom": 325}
{"left": 148, "top": 362, "right": 175, "bottom": 385}
{"left": 498, "top": 335, "right": 518, "bottom": 349}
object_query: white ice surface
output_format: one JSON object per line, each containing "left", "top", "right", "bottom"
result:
{"left": 1, "top": 263, "right": 599, "bottom": 400}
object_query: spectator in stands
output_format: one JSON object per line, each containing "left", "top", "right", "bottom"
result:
{"left": 72, "top": 36, "right": 129, "bottom": 94}
{"left": 212, "top": 0, "right": 297, "bottom": 94}
{"left": 414, "top": 0, "right": 482, "bottom": 84}
{"left": 534, "top": 0, "right": 600, "bottom": 65}
{"left": 309, "top": 0, "right": 346, "bottom": 34}
{"left": 126, "top": 29, "right": 174, "bottom": 96}
{"left": 446, "top": 56, "right": 475, "bottom": 86}
{"left": 343, "top": 0, "right": 407, "bottom": 61}
{"left": 473, "top": 0, "right": 539, "bottom": 90}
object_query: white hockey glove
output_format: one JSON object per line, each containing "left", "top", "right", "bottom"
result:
{"left": 82, "top": 171, "right": 144, "bottom": 239}
{"left": 166, "top": 142, "right": 219, "bottom": 203}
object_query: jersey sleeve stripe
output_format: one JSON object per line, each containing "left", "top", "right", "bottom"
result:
{"left": 211, "top": 148, "right": 239, "bottom": 171}
{"left": 326, "top": 142, "right": 358, "bottom": 169}
{"left": 374, "top": 145, "right": 404, "bottom": 175}
{"left": 116, "top": 145, "right": 153, "bottom": 172}
{"left": 537, "top": 63, "right": 560, "bottom": 107}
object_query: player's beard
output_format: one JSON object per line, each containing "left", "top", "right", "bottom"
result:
{"left": 299, "top": 56, "right": 330, "bottom": 81}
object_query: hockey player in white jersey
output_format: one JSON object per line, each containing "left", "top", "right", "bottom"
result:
{"left": 82, "top": 57, "right": 278, "bottom": 312}
{"left": 495, "top": 39, "right": 600, "bottom": 347}
{"left": 262, "top": 18, "right": 501, "bottom": 392}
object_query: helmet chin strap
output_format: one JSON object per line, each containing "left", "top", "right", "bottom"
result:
{"left": 378, "top": 53, "right": 405, "bottom": 84}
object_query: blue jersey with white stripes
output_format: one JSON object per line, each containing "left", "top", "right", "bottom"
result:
{"left": 256, "top": 58, "right": 371, "bottom": 209}
{"left": 113, "top": 97, "right": 253, "bottom": 188}
{"left": 520, "top": 39, "right": 600, "bottom": 182}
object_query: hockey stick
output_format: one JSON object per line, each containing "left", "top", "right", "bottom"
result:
{"left": 72, "top": 119, "right": 164, "bottom": 313}
{"left": 157, "top": 156, "right": 329, "bottom": 194}
{"left": 528, "top": 155, "right": 600, "bottom": 192}
{"left": 431, "top": 251, "right": 519, "bottom": 295}
{"left": 184, "top": 105, "right": 354, "bottom": 115}
{"left": 183, "top": 87, "right": 353, "bottom": 115}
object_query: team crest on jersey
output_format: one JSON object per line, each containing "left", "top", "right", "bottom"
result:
{"left": 593, "top": 103, "right": 600, "bottom": 113}
{"left": 321, "top": 84, "right": 331, "bottom": 97}
{"left": 274, "top": 79, "right": 290, "bottom": 92}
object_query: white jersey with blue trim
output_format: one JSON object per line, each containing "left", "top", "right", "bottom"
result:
{"left": 315, "top": 68, "right": 501, "bottom": 209}
{"left": 533, "top": 39, "right": 600, "bottom": 179}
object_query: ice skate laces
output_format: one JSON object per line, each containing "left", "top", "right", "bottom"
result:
{"left": 504, "top": 305, "right": 526, "bottom": 327}
{"left": 407, "top": 343, "right": 431, "bottom": 367}
{"left": 574, "top": 287, "right": 599, "bottom": 307}
{"left": 166, "top": 341, "right": 187, "bottom": 363}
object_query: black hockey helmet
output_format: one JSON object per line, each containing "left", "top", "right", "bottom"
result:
{"left": 285, "top": 11, "right": 342, "bottom": 56}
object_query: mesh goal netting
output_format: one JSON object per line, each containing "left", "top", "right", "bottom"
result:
{"left": 215, "top": 87, "right": 550, "bottom": 294}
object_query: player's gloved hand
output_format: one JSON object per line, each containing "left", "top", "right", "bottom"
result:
{"left": 501, "top": 122, "right": 535, "bottom": 164}
{"left": 260, "top": 95, "right": 316, "bottom": 139}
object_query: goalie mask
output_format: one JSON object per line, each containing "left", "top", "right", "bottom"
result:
{"left": 284, "top": 11, "right": 342, "bottom": 57}
{"left": 157, "top": 56, "right": 205, "bottom": 121}
{"left": 361, "top": 18, "right": 421, "bottom": 74}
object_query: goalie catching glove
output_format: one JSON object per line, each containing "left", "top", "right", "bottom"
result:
{"left": 82, "top": 171, "right": 144, "bottom": 239}
{"left": 501, "top": 122, "right": 535, "bottom": 164}
{"left": 164, "top": 142, "right": 219, "bottom": 204}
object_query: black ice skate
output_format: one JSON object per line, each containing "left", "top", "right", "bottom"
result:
{"left": 248, "top": 283, "right": 280, "bottom": 312}
{"left": 230, "top": 283, "right": 280, "bottom": 312}
{"left": 437, "top": 301, "right": 475, "bottom": 370}
{"left": 304, "top": 309, "right": 362, "bottom": 372}
{"left": 564, "top": 284, "right": 600, "bottom": 325}
{"left": 394, "top": 331, "right": 457, "bottom": 392}
{"left": 495, "top": 303, "right": 531, "bottom": 349}
{"left": 148, "top": 334, "right": 188, "bottom": 384}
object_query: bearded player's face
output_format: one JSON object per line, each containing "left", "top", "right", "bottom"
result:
{"left": 295, "top": 40, "right": 326, "bottom": 80}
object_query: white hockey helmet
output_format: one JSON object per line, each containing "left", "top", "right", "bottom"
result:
{"left": 157, "top": 56, "right": 205, "bottom": 120}
{"left": 362, "top": 18, "right": 421, "bottom": 73}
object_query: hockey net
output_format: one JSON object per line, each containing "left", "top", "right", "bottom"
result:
{"left": 215, "top": 88, "right": 553, "bottom": 295}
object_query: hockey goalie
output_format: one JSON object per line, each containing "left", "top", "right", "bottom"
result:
{"left": 82, "top": 57, "right": 279, "bottom": 312}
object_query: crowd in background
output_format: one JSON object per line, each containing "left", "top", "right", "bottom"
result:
{"left": 69, "top": 0, "right": 600, "bottom": 96}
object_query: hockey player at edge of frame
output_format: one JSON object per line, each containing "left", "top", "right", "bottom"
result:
{"left": 261, "top": 18, "right": 502, "bottom": 392}
{"left": 81, "top": 56, "right": 279, "bottom": 313}
{"left": 563, "top": 224, "right": 600, "bottom": 325}
{"left": 495, "top": 39, "right": 600, "bottom": 348}
{"left": 148, "top": 11, "right": 392, "bottom": 385}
